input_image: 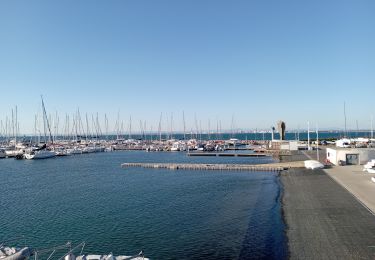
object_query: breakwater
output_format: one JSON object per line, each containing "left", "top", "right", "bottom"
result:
{"left": 121, "top": 161, "right": 305, "bottom": 172}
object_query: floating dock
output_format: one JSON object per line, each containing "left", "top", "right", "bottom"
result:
{"left": 225, "top": 147, "right": 254, "bottom": 150}
{"left": 121, "top": 161, "right": 305, "bottom": 172}
{"left": 254, "top": 149, "right": 292, "bottom": 155}
{"left": 187, "top": 153, "right": 270, "bottom": 157}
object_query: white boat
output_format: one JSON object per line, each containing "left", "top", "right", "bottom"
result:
{"left": 67, "top": 253, "right": 149, "bottom": 260}
{"left": 363, "top": 160, "right": 375, "bottom": 172}
{"left": 4, "top": 149, "right": 23, "bottom": 158}
{"left": 0, "top": 149, "right": 6, "bottom": 159}
{"left": 170, "top": 142, "right": 180, "bottom": 151}
{"left": 196, "top": 146, "right": 204, "bottom": 151}
{"left": 226, "top": 138, "right": 243, "bottom": 147}
{"left": 66, "top": 147, "right": 83, "bottom": 155}
{"left": 82, "top": 147, "right": 96, "bottom": 153}
{"left": 304, "top": 160, "right": 324, "bottom": 170}
{"left": 24, "top": 150, "right": 56, "bottom": 160}
{"left": 62, "top": 243, "right": 149, "bottom": 260}
{"left": 0, "top": 245, "right": 32, "bottom": 260}
{"left": 56, "top": 150, "right": 68, "bottom": 156}
{"left": 82, "top": 146, "right": 105, "bottom": 153}
{"left": 54, "top": 148, "right": 68, "bottom": 156}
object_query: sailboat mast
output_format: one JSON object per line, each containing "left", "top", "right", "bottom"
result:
{"left": 307, "top": 121, "right": 310, "bottom": 150}
{"left": 231, "top": 114, "right": 235, "bottom": 139}
{"left": 116, "top": 110, "right": 120, "bottom": 140}
{"left": 158, "top": 113, "right": 162, "bottom": 142}
{"left": 86, "top": 113, "right": 90, "bottom": 141}
{"left": 129, "top": 116, "right": 132, "bottom": 139}
{"left": 11, "top": 108, "right": 14, "bottom": 145}
{"left": 182, "top": 111, "right": 186, "bottom": 141}
{"left": 170, "top": 113, "right": 173, "bottom": 140}
{"left": 105, "top": 114, "right": 108, "bottom": 140}
{"left": 194, "top": 113, "right": 199, "bottom": 140}
{"left": 41, "top": 96, "right": 54, "bottom": 144}
{"left": 15, "top": 106, "right": 17, "bottom": 145}
{"left": 208, "top": 119, "right": 211, "bottom": 141}
{"left": 216, "top": 119, "right": 219, "bottom": 141}
{"left": 139, "top": 120, "right": 143, "bottom": 140}
{"left": 316, "top": 124, "right": 319, "bottom": 161}
{"left": 356, "top": 120, "right": 359, "bottom": 137}
{"left": 143, "top": 121, "right": 146, "bottom": 140}
{"left": 344, "top": 102, "right": 347, "bottom": 137}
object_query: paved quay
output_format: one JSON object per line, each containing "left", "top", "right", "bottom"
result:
{"left": 324, "top": 165, "right": 375, "bottom": 214}
{"left": 281, "top": 167, "right": 375, "bottom": 259}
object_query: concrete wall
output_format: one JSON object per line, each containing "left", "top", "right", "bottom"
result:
{"left": 273, "top": 140, "right": 299, "bottom": 151}
{"left": 326, "top": 148, "right": 337, "bottom": 164}
{"left": 327, "top": 148, "right": 375, "bottom": 165}
{"left": 356, "top": 149, "right": 375, "bottom": 164}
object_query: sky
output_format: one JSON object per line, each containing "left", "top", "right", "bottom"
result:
{"left": 0, "top": 0, "right": 374, "bottom": 134}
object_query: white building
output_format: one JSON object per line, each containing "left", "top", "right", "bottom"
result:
{"left": 326, "top": 147, "right": 375, "bottom": 165}
{"left": 270, "top": 140, "right": 306, "bottom": 151}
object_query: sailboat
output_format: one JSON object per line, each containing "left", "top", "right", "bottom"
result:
{"left": 24, "top": 96, "right": 56, "bottom": 160}
{"left": 35, "top": 242, "right": 149, "bottom": 260}
{"left": 24, "top": 146, "right": 56, "bottom": 160}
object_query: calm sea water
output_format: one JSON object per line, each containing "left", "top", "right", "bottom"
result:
{"left": 1, "top": 130, "right": 371, "bottom": 143}
{"left": 0, "top": 151, "right": 286, "bottom": 260}
{"left": 149, "top": 131, "right": 372, "bottom": 141}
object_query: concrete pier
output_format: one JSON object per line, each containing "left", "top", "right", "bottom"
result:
{"left": 187, "top": 152, "right": 270, "bottom": 157}
{"left": 121, "top": 161, "right": 304, "bottom": 172}
{"left": 282, "top": 168, "right": 375, "bottom": 259}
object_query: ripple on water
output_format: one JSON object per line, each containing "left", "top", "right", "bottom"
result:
{"left": 0, "top": 151, "right": 286, "bottom": 259}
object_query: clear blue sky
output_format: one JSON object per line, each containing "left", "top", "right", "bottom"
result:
{"left": 0, "top": 0, "right": 374, "bottom": 133}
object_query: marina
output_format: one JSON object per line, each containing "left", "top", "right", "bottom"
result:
{"left": 2, "top": 114, "right": 375, "bottom": 260}
{"left": 1, "top": 0, "right": 374, "bottom": 259}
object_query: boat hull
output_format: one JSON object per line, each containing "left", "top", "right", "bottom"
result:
{"left": 24, "top": 151, "right": 56, "bottom": 160}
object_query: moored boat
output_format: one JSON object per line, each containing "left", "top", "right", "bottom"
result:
{"left": 58, "top": 242, "right": 149, "bottom": 260}
{"left": 4, "top": 149, "right": 23, "bottom": 158}
{"left": 0, "top": 245, "right": 32, "bottom": 260}
{"left": 65, "top": 252, "right": 148, "bottom": 260}
{"left": 0, "top": 149, "right": 6, "bottom": 159}
{"left": 24, "top": 150, "right": 56, "bottom": 160}
{"left": 66, "top": 147, "right": 83, "bottom": 155}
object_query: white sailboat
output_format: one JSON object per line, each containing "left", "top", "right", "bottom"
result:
{"left": 66, "top": 252, "right": 148, "bottom": 260}
{"left": 66, "top": 147, "right": 83, "bottom": 155}
{"left": 4, "top": 148, "right": 23, "bottom": 158}
{"left": 51, "top": 242, "right": 149, "bottom": 260}
{"left": 24, "top": 149, "right": 56, "bottom": 160}
{"left": 24, "top": 96, "right": 56, "bottom": 160}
